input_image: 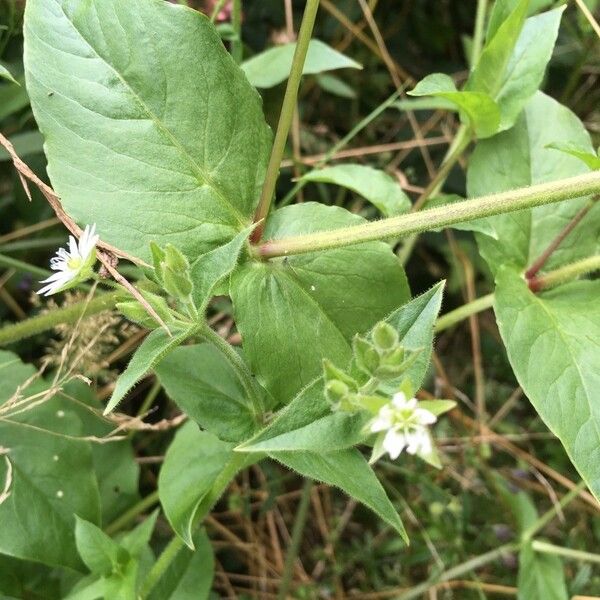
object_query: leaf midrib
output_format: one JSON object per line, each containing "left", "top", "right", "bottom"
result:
{"left": 50, "top": 0, "right": 247, "bottom": 228}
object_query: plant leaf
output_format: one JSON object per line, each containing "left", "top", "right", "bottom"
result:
{"left": 467, "top": 92, "right": 599, "bottom": 274}
{"left": 467, "top": 0, "right": 529, "bottom": 97}
{"left": 494, "top": 268, "right": 600, "bottom": 501}
{"left": 0, "top": 63, "right": 19, "bottom": 85}
{"left": 156, "top": 343, "right": 257, "bottom": 442}
{"left": 546, "top": 142, "right": 600, "bottom": 170}
{"left": 409, "top": 73, "right": 500, "bottom": 138}
{"left": 24, "top": 0, "right": 271, "bottom": 261}
{"left": 105, "top": 324, "right": 200, "bottom": 414}
{"left": 271, "top": 449, "right": 408, "bottom": 542}
{"left": 158, "top": 423, "right": 250, "bottom": 548}
{"left": 0, "top": 351, "right": 100, "bottom": 571}
{"left": 75, "top": 517, "right": 126, "bottom": 575}
{"left": 190, "top": 225, "right": 255, "bottom": 311}
{"left": 300, "top": 164, "right": 411, "bottom": 216}
{"left": 241, "top": 39, "right": 361, "bottom": 88}
{"left": 231, "top": 202, "right": 410, "bottom": 406}
{"left": 494, "top": 7, "right": 564, "bottom": 130}
{"left": 517, "top": 542, "right": 568, "bottom": 600}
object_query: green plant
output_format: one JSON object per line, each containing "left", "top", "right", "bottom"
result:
{"left": 1, "top": 0, "right": 599, "bottom": 597}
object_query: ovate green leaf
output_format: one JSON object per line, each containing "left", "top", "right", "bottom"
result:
{"left": 241, "top": 39, "right": 361, "bottom": 88}
{"left": 24, "top": 0, "right": 271, "bottom": 261}
{"left": 190, "top": 225, "right": 255, "bottom": 311}
{"left": 159, "top": 423, "right": 248, "bottom": 547}
{"left": 467, "top": 0, "right": 529, "bottom": 97}
{"left": 0, "top": 352, "right": 100, "bottom": 571}
{"left": 495, "top": 268, "right": 600, "bottom": 500}
{"left": 494, "top": 7, "right": 564, "bottom": 130}
{"left": 75, "top": 517, "right": 125, "bottom": 576}
{"left": 156, "top": 343, "right": 257, "bottom": 442}
{"left": 517, "top": 542, "right": 568, "bottom": 600}
{"left": 231, "top": 203, "right": 409, "bottom": 405}
{"left": 272, "top": 450, "right": 408, "bottom": 542}
{"left": 300, "top": 164, "right": 411, "bottom": 216}
{"left": 0, "top": 64, "right": 19, "bottom": 85}
{"left": 409, "top": 73, "right": 500, "bottom": 138}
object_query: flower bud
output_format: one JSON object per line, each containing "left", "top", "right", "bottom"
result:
{"left": 117, "top": 291, "right": 173, "bottom": 329}
{"left": 162, "top": 266, "right": 193, "bottom": 301}
{"left": 353, "top": 336, "right": 380, "bottom": 375}
{"left": 372, "top": 322, "right": 399, "bottom": 351}
{"left": 325, "top": 380, "right": 349, "bottom": 405}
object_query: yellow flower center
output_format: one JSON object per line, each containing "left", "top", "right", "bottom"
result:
{"left": 67, "top": 257, "right": 82, "bottom": 271}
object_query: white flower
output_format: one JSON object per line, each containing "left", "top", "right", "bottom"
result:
{"left": 38, "top": 224, "right": 99, "bottom": 296}
{"left": 370, "top": 392, "right": 437, "bottom": 460}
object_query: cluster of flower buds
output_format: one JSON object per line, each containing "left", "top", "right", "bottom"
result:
{"left": 323, "top": 319, "right": 454, "bottom": 466}
{"left": 150, "top": 242, "right": 194, "bottom": 303}
{"left": 354, "top": 321, "right": 421, "bottom": 380}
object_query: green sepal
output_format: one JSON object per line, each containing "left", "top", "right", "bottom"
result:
{"left": 372, "top": 321, "right": 399, "bottom": 351}
{"left": 353, "top": 335, "right": 380, "bottom": 376}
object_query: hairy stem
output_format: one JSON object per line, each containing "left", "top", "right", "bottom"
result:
{"left": 255, "top": 171, "right": 600, "bottom": 258}
{"left": 0, "top": 291, "right": 120, "bottom": 347}
{"left": 252, "top": 0, "right": 321, "bottom": 239}
{"left": 105, "top": 490, "right": 160, "bottom": 536}
{"left": 529, "top": 254, "right": 600, "bottom": 292}
{"left": 435, "top": 293, "right": 494, "bottom": 333}
{"left": 140, "top": 535, "right": 186, "bottom": 598}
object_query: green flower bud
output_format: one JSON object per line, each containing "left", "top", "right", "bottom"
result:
{"left": 372, "top": 321, "right": 399, "bottom": 351}
{"left": 150, "top": 241, "right": 166, "bottom": 281}
{"left": 381, "top": 346, "right": 405, "bottom": 367}
{"left": 353, "top": 335, "right": 380, "bottom": 375}
{"left": 325, "top": 380, "right": 349, "bottom": 405}
{"left": 322, "top": 359, "right": 357, "bottom": 390}
{"left": 117, "top": 291, "right": 173, "bottom": 329}
{"left": 164, "top": 243, "right": 190, "bottom": 273}
{"left": 162, "top": 266, "right": 193, "bottom": 301}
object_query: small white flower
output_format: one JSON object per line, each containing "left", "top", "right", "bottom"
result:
{"left": 370, "top": 392, "right": 437, "bottom": 460}
{"left": 38, "top": 224, "right": 99, "bottom": 296}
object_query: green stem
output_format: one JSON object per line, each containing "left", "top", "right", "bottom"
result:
{"left": 531, "top": 540, "right": 600, "bottom": 565}
{"left": 140, "top": 535, "right": 186, "bottom": 598}
{"left": 470, "top": 0, "right": 488, "bottom": 69}
{"left": 0, "top": 291, "right": 120, "bottom": 346}
{"left": 210, "top": 0, "right": 229, "bottom": 22}
{"left": 255, "top": 171, "right": 600, "bottom": 258}
{"left": 435, "top": 293, "right": 494, "bottom": 333}
{"left": 104, "top": 490, "right": 160, "bottom": 536}
{"left": 200, "top": 324, "right": 265, "bottom": 420}
{"left": 530, "top": 254, "right": 600, "bottom": 292}
{"left": 279, "top": 89, "right": 403, "bottom": 207}
{"left": 252, "top": 0, "right": 321, "bottom": 238}
{"left": 278, "top": 478, "right": 313, "bottom": 600}
{"left": 231, "top": 0, "right": 243, "bottom": 63}
{"left": 522, "top": 481, "right": 586, "bottom": 541}
{"left": 0, "top": 252, "right": 50, "bottom": 278}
